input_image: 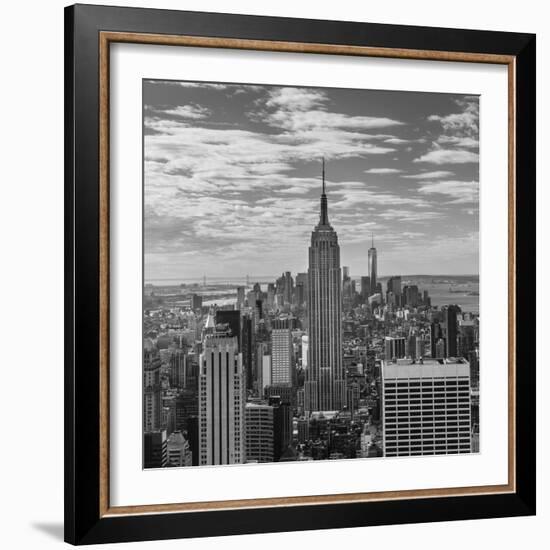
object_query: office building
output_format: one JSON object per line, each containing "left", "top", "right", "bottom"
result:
{"left": 244, "top": 402, "right": 274, "bottom": 463}
{"left": 144, "top": 348, "right": 162, "bottom": 432}
{"left": 360, "top": 276, "right": 371, "bottom": 299}
{"left": 443, "top": 305, "right": 461, "bottom": 357}
{"left": 271, "top": 318, "right": 293, "bottom": 386}
{"left": 368, "top": 235, "right": 377, "bottom": 295}
{"left": 342, "top": 266, "right": 353, "bottom": 312}
{"left": 216, "top": 309, "right": 241, "bottom": 344}
{"left": 387, "top": 276, "right": 402, "bottom": 306}
{"left": 236, "top": 286, "right": 245, "bottom": 310}
{"left": 190, "top": 293, "right": 202, "bottom": 311}
{"left": 305, "top": 159, "right": 346, "bottom": 412}
{"left": 403, "top": 285, "right": 419, "bottom": 308}
{"left": 295, "top": 272, "right": 308, "bottom": 306}
{"left": 169, "top": 348, "right": 187, "bottom": 389}
{"left": 381, "top": 357, "right": 472, "bottom": 457}
{"left": 384, "top": 336, "right": 406, "bottom": 360}
{"left": 198, "top": 335, "right": 245, "bottom": 465}
{"left": 269, "top": 395, "right": 293, "bottom": 461}
{"left": 241, "top": 315, "right": 253, "bottom": 390}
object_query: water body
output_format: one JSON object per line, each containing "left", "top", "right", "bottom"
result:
{"left": 146, "top": 277, "right": 479, "bottom": 314}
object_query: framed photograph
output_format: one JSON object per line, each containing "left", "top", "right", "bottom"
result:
{"left": 64, "top": 4, "right": 536, "bottom": 545}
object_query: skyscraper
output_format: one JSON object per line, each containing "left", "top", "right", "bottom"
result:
{"left": 443, "top": 305, "right": 461, "bottom": 358}
{"left": 360, "top": 275, "right": 371, "bottom": 300}
{"left": 387, "top": 276, "right": 402, "bottom": 306}
{"left": 216, "top": 310, "right": 241, "bottom": 344}
{"left": 144, "top": 348, "right": 162, "bottom": 432}
{"left": 305, "top": 159, "right": 345, "bottom": 412}
{"left": 271, "top": 318, "right": 293, "bottom": 386}
{"left": 342, "top": 266, "right": 353, "bottom": 313}
{"left": 244, "top": 402, "right": 274, "bottom": 463}
{"left": 381, "top": 357, "right": 472, "bottom": 457}
{"left": 368, "top": 235, "right": 377, "bottom": 296}
{"left": 198, "top": 335, "right": 245, "bottom": 465}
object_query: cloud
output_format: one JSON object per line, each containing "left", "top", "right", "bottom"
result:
{"left": 265, "top": 87, "right": 328, "bottom": 111}
{"left": 364, "top": 168, "right": 403, "bottom": 174}
{"left": 384, "top": 137, "right": 410, "bottom": 144}
{"left": 413, "top": 149, "right": 479, "bottom": 164}
{"left": 143, "top": 82, "right": 479, "bottom": 278}
{"left": 428, "top": 97, "right": 479, "bottom": 136}
{"left": 417, "top": 97, "right": 479, "bottom": 165}
{"left": 403, "top": 170, "right": 455, "bottom": 179}
{"left": 176, "top": 82, "right": 228, "bottom": 90}
{"left": 258, "top": 87, "right": 405, "bottom": 133}
{"left": 158, "top": 105, "right": 211, "bottom": 119}
{"left": 417, "top": 180, "right": 479, "bottom": 203}
{"left": 377, "top": 209, "right": 444, "bottom": 222}
{"left": 436, "top": 135, "right": 478, "bottom": 148}
{"left": 330, "top": 182, "right": 431, "bottom": 210}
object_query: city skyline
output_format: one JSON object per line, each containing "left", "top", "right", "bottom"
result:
{"left": 143, "top": 80, "right": 480, "bottom": 470}
{"left": 143, "top": 81, "right": 479, "bottom": 280}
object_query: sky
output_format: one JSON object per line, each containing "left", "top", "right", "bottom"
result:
{"left": 143, "top": 80, "right": 479, "bottom": 281}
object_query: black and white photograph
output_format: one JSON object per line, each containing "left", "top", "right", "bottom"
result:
{"left": 142, "top": 80, "right": 480, "bottom": 468}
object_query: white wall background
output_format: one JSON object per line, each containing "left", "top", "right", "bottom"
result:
{"left": 0, "top": 0, "right": 546, "bottom": 548}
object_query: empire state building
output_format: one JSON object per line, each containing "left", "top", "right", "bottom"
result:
{"left": 305, "top": 159, "right": 346, "bottom": 412}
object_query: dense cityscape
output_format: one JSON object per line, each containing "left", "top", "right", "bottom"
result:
{"left": 143, "top": 161, "right": 480, "bottom": 468}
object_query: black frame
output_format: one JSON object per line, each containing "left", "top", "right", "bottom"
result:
{"left": 65, "top": 3, "right": 536, "bottom": 545}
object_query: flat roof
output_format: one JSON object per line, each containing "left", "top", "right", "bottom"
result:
{"left": 382, "top": 357, "right": 470, "bottom": 379}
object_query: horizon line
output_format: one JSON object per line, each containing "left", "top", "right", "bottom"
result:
{"left": 145, "top": 273, "right": 480, "bottom": 282}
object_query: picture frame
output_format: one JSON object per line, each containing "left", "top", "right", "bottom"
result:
{"left": 64, "top": 3, "right": 536, "bottom": 545}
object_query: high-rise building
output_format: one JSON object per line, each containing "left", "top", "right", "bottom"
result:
{"left": 169, "top": 348, "right": 187, "bottom": 389}
{"left": 283, "top": 272, "right": 294, "bottom": 306}
{"left": 241, "top": 315, "right": 253, "bottom": 391}
{"left": 381, "top": 358, "right": 472, "bottom": 457}
{"left": 295, "top": 272, "right": 308, "bottom": 307}
{"left": 271, "top": 319, "right": 293, "bottom": 386}
{"left": 266, "top": 283, "right": 275, "bottom": 308}
{"left": 236, "top": 286, "right": 245, "bottom": 310}
{"left": 216, "top": 310, "right": 241, "bottom": 344}
{"left": 384, "top": 336, "right": 406, "bottom": 360}
{"left": 386, "top": 276, "right": 402, "bottom": 306}
{"left": 244, "top": 403, "right": 274, "bottom": 463}
{"left": 360, "top": 276, "right": 371, "bottom": 299}
{"left": 342, "top": 266, "right": 353, "bottom": 312}
{"left": 301, "top": 334, "right": 308, "bottom": 369}
{"left": 144, "top": 348, "right": 162, "bottom": 432}
{"left": 190, "top": 293, "right": 202, "bottom": 311}
{"left": 403, "top": 285, "right": 419, "bottom": 307}
{"left": 305, "top": 159, "right": 345, "bottom": 412}
{"left": 430, "top": 320, "right": 444, "bottom": 357}
{"left": 268, "top": 395, "right": 293, "bottom": 461}
{"left": 144, "top": 430, "right": 167, "bottom": 468}
{"left": 258, "top": 350, "right": 271, "bottom": 393}
{"left": 443, "top": 305, "right": 461, "bottom": 357}
{"left": 368, "top": 235, "right": 377, "bottom": 295}
{"left": 198, "top": 335, "right": 245, "bottom": 465}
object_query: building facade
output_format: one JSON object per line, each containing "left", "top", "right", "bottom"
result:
{"left": 144, "top": 348, "right": 162, "bottom": 432}
{"left": 198, "top": 335, "right": 245, "bottom": 465}
{"left": 368, "top": 236, "right": 377, "bottom": 295}
{"left": 244, "top": 402, "right": 274, "bottom": 463}
{"left": 381, "top": 358, "right": 472, "bottom": 457}
{"left": 271, "top": 318, "right": 293, "bottom": 386}
{"left": 305, "top": 160, "right": 346, "bottom": 412}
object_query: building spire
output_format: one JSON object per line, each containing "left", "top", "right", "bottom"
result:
{"left": 371, "top": 232, "right": 374, "bottom": 248}
{"left": 322, "top": 156, "right": 326, "bottom": 195}
{"left": 319, "top": 157, "right": 329, "bottom": 226}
